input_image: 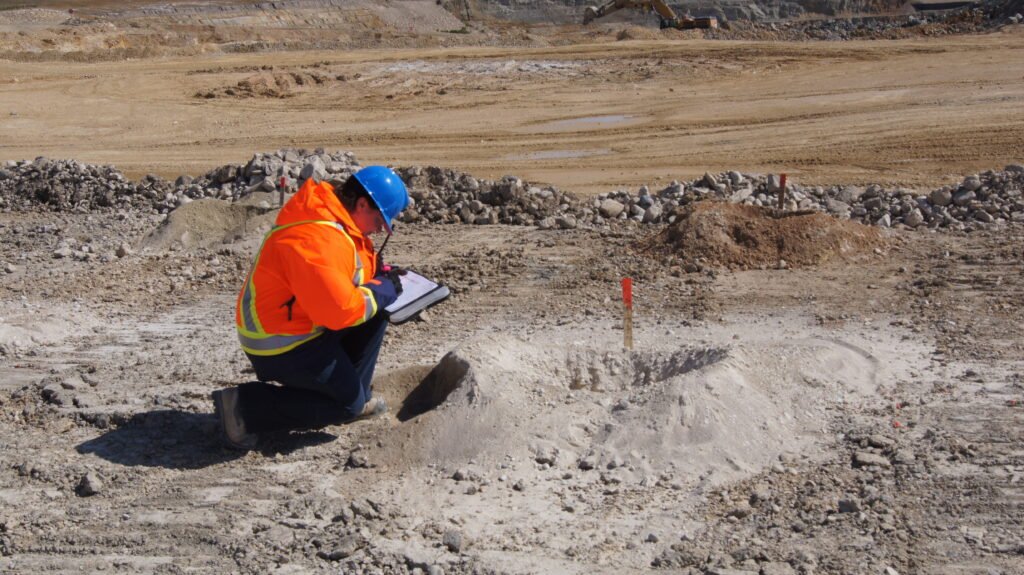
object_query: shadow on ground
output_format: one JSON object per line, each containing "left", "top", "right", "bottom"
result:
{"left": 77, "top": 409, "right": 336, "bottom": 469}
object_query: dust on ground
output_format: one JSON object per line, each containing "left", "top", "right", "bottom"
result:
{"left": 1, "top": 2, "right": 1023, "bottom": 574}
{"left": 1, "top": 187, "right": 1022, "bottom": 573}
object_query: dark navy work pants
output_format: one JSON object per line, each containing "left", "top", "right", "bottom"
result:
{"left": 237, "top": 314, "right": 388, "bottom": 434}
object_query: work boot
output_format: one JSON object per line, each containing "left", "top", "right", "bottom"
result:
{"left": 211, "top": 388, "right": 258, "bottom": 450}
{"left": 353, "top": 397, "right": 387, "bottom": 421}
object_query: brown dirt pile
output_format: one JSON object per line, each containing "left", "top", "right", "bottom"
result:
{"left": 195, "top": 70, "right": 335, "bottom": 99}
{"left": 646, "top": 201, "right": 885, "bottom": 270}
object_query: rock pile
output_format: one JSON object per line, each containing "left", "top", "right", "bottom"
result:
{"left": 0, "top": 157, "right": 175, "bottom": 212}
{"left": 2, "top": 150, "right": 1022, "bottom": 232}
{"left": 615, "top": 166, "right": 1024, "bottom": 231}
{"left": 0, "top": 149, "right": 360, "bottom": 214}
{"left": 394, "top": 165, "right": 579, "bottom": 228}
{"left": 709, "top": 7, "right": 1010, "bottom": 42}
{"left": 394, "top": 165, "right": 1024, "bottom": 231}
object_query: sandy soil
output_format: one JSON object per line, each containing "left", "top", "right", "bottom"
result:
{"left": 1, "top": 26, "right": 1023, "bottom": 195}
{"left": 1, "top": 4, "right": 1023, "bottom": 575}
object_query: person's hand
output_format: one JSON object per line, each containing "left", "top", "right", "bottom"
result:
{"left": 365, "top": 275, "right": 398, "bottom": 310}
{"left": 385, "top": 266, "right": 406, "bottom": 295}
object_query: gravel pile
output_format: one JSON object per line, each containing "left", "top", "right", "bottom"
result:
{"left": 709, "top": 7, "right": 1014, "bottom": 41}
{"left": 395, "top": 165, "right": 1024, "bottom": 231}
{"left": 0, "top": 157, "right": 176, "bottom": 213}
{"left": 395, "top": 165, "right": 579, "bottom": 228}
{"left": 2, "top": 150, "right": 1022, "bottom": 232}
{"left": 0, "top": 150, "right": 359, "bottom": 214}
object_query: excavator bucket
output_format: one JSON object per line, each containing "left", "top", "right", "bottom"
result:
{"left": 583, "top": 6, "right": 599, "bottom": 24}
{"left": 694, "top": 16, "right": 718, "bottom": 29}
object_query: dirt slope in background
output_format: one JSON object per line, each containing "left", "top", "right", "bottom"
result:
{"left": 2, "top": 32, "right": 1023, "bottom": 196}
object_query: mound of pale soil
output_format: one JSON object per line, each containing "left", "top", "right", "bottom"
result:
{"left": 372, "top": 333, "right": 880, "bottom": 486}
{"left": 649, "top": 201, "right": 884, "bottom": 270}
{"left": 139, "top": 197, "right": 275, "bottom": 251}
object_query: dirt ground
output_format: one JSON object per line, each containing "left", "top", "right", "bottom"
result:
{"left": 1, "top": 3, "right": 1023, "bottom": 575}
{"left": 1, "top": 9, "right": 1023, "bottom": 194}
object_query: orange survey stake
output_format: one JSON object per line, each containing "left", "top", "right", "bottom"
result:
{"left": 622, "top": 277, "right": 633, "bottom": 350}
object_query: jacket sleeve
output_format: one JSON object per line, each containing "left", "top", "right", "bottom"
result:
{"left": 275, "top": 228, "right": 373, "bottom": 330}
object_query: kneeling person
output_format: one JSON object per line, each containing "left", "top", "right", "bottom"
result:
{"left": 212, "top": 166, "right": 410, "bottom": 450}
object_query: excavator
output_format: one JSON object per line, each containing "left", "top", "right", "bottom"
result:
{"left": 582, "top": 0, "right": 718, "bottom": 29}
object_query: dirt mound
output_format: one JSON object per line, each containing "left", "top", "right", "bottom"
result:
{"left": 139, "top": 196, "right": 276, "bottom": 252}
{"left": 648, "top": 201, "right": 884, "bottom": 270}
{"left": 372, "top": 333, "right": 880, "bottom": 486}
{"left": 195, "top": 70, "right": 335, "bottom": 99}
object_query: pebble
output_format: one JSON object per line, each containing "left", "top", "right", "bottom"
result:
{"left": 867, "top": 435, "right": 895, "bottom": 449}
{"left": 317, "top": 534, "right": 363, "bottom": 561}
{"left": 727, "top": 502, "right": 753, "bottom": 519}
{"left": 760, "top": 562, "right": 797, "bottom": 575}
{"left": 853, "top": 451, "right": 892, "bottom": 469}
{"left": 837, "top": 498, "right": 861, "bottom": 513}
{"left": 76, "top": 472, "right": 103, "bottom": 497}
{"left": 442, "top": 529, "right": 463, "bottom": 553}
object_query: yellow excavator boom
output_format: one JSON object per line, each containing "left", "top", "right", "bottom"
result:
{"left": 582, "top": 0, "right": 718, "bottom": 29}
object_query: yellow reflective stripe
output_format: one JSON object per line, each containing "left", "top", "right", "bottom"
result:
{"left": 354, "top": 286, "right": 376, "bottom": 326}
{"left": 237, "top": 219, "right": 366, "bottom": 356}
{"left": 238, "top": 328, "right": 325, "bottom": 356}
{"left": 353, "top": 252, "right": 365, "bottom": 285}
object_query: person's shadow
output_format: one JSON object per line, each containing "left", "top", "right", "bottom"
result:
{"left": 76, "top": 409, "right": 337, "bottom": 469}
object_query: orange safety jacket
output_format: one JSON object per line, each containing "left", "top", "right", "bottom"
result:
{"left": 235, "top": 179, "right": 380, "bottom": 356}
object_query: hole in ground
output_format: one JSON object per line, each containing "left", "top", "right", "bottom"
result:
{"left": 377, "top": 354, "right": 470, "bottom": 422}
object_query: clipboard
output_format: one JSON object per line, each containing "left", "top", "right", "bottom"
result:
{"left": 384, "top": 269, "right": 451, "bottom": 324}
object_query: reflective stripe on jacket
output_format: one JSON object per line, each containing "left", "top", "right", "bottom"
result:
{"left": 235, "top": 179, "right": 379, "bottom": 356}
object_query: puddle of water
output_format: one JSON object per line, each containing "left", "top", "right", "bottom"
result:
{"left": 534, "top": 115, "right": 637, "bottom": 132}
{"left": 503, "top": 149, "right": 611, "bottom": 161}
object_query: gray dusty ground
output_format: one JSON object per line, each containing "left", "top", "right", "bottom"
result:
{"left": 0, "top": 193, "right": 1022, "bottom": 574}
{"left": 0, "top": 1, "right": 1023, "bottom": 574}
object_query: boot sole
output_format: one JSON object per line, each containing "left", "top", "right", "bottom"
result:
{"left": 211, "top": 390, "right": 257, "bottom": 451}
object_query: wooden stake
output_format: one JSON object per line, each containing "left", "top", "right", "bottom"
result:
{"left": 622, "top": 277, "right": 633, "bottom": 351}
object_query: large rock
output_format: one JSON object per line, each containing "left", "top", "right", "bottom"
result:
{"left": 904, "top": 209, "right": 924, "bottom": 227}
{"left": 76, "top": 472, "right": 103, "bottom": 497}
{"left": 642, "top": 205, "right": 663, "bottom": 223}
{"left": 930, "top": 188, "right": 953, "bottom": 206}
{"left": 961, "top": 175, "right": 983, "bottom": 192}
{"left": 825, "top": 198, "right": 851, "bottom": 217}
{"left": 599, "top": 199, "right": 625, "bottom": 218}
{"left": 837, "top": 185, "right": 864, "bottom": 203}
{"left": 299, "top": 157, "right": 327, "bottom": 182}
{"left": 952, "top": 190, "right": 976, "bottom": 206}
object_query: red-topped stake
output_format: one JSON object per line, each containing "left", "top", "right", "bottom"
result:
{"left": 622, "top": 277, "right": 633, "bottom": 350}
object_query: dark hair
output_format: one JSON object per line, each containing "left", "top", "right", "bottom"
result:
{"left": 334, "top": 176, "right": 370, "bottom": 212}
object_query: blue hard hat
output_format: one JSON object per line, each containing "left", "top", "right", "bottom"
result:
{"left": 353, "top": 165, "right": 409, "bottom": 233}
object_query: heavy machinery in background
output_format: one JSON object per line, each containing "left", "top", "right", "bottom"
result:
{"left": 583, "top": 0, "right": 719, "bottom": 29}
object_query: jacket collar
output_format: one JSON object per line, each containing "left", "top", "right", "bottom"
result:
{"left": 277, "top": 180, "right": 370, "bottom": 244}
